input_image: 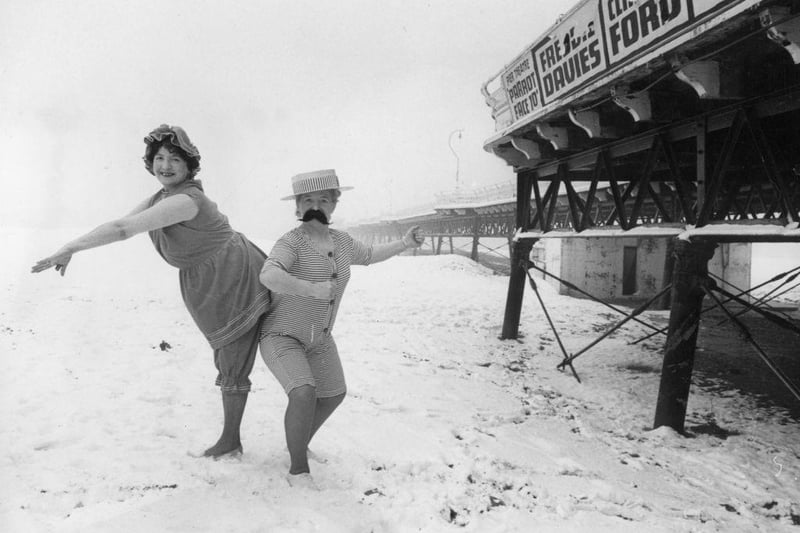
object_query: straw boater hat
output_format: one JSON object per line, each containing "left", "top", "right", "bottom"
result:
{"left": 281, "top": 169, "right": 353, "bottom": 200}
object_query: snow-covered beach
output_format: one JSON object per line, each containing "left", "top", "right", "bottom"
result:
{"left": 2, "top": 228, "right": 798, "bottom": 532}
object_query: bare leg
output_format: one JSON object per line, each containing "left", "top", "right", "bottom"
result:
{"left": 286, "top": 384, "right": 316, "bottom": 475}
{"left": 308, "top": 392, "right": 345, "bottom": 444}
{"left": 203, "top": 391, "right": 247, "bottom": 458}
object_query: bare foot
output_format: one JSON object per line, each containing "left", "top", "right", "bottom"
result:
{"left": 189, "top": 440, "right": 243, "bottom": 460}
{"left": 286, "top": 472, "right": 318, "bottom": 490}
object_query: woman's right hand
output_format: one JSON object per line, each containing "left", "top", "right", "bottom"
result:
{"left": 31, "top": 248, "right": 73, "bottom": 276}
{"left": 311, "top": 280, "right": 336, "bottom": 300}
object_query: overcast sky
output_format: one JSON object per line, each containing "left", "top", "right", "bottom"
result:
{"left": 1, "top": 0, "right": 564, "bottom": 239}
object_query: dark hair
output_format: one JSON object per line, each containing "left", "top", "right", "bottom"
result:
{"left": 143, "top": 140, "right": 201, "bottom": 178}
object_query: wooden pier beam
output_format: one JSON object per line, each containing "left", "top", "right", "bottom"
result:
{"left": 653, "top": 239, "right": 717, "bottom": 432}
{"left": 500, "top": 239, "right": 535, "bottom": 340}
{"left": 501, "top": 170, "right": 535, "bottom": 340}
{"left": 471, "top": 216, "right": 480, "bottom": 261}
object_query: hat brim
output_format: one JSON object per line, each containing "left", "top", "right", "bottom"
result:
{"left": 281, "top": 186, "right": 353, "bottom": 201}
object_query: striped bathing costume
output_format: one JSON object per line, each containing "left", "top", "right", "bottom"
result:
{"left": 259, "top": 227, "right": 372, "bottom": 396}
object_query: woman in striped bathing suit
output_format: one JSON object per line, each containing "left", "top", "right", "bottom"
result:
{"left": 31, "top": 124, "right": 270, "bottom": 460}
{"left": 259, "top": 169, "right": 422, "bottom": 487}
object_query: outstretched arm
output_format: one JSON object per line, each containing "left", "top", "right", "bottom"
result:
{"left": 31, "top": 194, "right": 198, "bottom": 276}
{"left": 369, "top": 225, "right": 423, "bottom": 264}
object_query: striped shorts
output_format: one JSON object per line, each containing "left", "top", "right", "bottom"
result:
{"left": 260, "top": 333, "right": 346, "bottom": 398}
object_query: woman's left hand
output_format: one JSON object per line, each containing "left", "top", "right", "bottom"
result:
{"left": 402, "top": 226, "right": 424, "bottom": 248}
{"left": 31, "top": 248, "right": 73, "bottom": 276}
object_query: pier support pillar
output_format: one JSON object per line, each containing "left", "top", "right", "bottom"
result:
{"left": 500, "top": 239, "right": 535, "bottom": 339}
{"left": 653, "top": 239, "right": 717, "bottom": 432}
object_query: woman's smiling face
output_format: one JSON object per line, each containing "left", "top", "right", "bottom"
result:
{"left": 152, "top": 146, "right": 190, "bottom": 190}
